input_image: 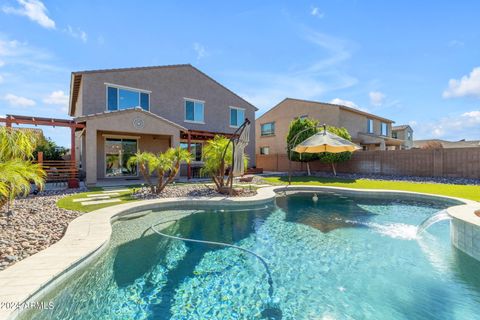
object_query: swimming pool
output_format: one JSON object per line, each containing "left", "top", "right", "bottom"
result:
{"left": 25, "top": 190, "right": 480, "bottom": 319}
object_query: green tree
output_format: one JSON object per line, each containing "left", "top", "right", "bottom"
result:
{"left": 318, "top": 126, "right": 353, "bottom": 175}
{"left": 200, "top": 135, "right": 248, "bottom": 193}
{"left": 33, "top": 137, "right": 69, "bottom": 160}
{"left": 286, "top": 118, "right": 319, "bottom": 174}
{"left": 0, "top": 127, "right": 46, "bottom": 211}
{"left": 128, "top": 147, "right": 192, "bottom": 194}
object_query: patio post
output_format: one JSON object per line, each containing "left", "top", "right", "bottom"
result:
{"left": 68, "top": 125, "right": 79, "bottom": 188}
{"left": 187, "top": 131, "right": 192, "bottom": 179}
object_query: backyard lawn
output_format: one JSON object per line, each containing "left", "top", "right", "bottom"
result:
{"left": 262, "top": 176, "right": 480, "bottom": 202}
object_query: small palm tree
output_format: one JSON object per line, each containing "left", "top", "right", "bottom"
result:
{"left": 201, "top": 135, "right": 248, "bottom": 193}
{"left": 0, "top": 127, "right": 46, "bottom": 211}
{"left": 128, "top": 147, "right": 192, "bottom": 194}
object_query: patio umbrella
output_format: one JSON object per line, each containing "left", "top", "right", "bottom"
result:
{"left": 293, "top": 129, "right": 361, "bottom": 154}
{"left": 292, "top": 125, "right": 361, "bottom": 176}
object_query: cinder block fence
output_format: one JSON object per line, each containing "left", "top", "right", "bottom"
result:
{"left": 256, "top": 147, "right": 480, "bottom": 179}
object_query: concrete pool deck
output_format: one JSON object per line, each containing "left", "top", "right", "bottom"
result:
{"left": 0, "top": 185, "right": 479, "bottom": 319}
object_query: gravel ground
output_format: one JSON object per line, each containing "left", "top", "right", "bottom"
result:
{"left": 133, "top": 183, "right": 257, "bottom": 200}
{"left": 0, "top": 189, "right": 84, "bottom": 271}
{"left": 267, "top": 172, "right": 480, "bottom": 186}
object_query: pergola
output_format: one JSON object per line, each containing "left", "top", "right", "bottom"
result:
{"left": 0, "top": 114, "right": 85, "bottom": 162}
{"left": 181, "top": 129, "right": 238, "bottom": 179}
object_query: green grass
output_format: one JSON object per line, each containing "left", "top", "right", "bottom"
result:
{"left": 57, "top": 187, "right": 139, "bottom": 212}
{"left": 262, "top": 176, "right": 480, "bottom": 202}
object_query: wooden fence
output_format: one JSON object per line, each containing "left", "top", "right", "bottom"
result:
{"left": 35, "top": 152, "right": 79, "bottom": 187}
{"left": 256, "top": 147, "right": 480, "bottom": 179}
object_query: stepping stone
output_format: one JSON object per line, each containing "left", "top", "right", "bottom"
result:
{"left": 102, "top": 189, "right": 129, "bottom": 193}
{"left": 87, "top": 193, "right": 119, "bottom": 197}
{"left": 80, "top": 199, "right": 121, "bottom": 206}
{"left": 73, "top": 196, "right": 110, "bottom": 202}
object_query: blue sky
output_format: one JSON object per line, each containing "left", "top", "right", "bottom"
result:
{"left": 1, "top": 0, "right": 480, "bottom": 147}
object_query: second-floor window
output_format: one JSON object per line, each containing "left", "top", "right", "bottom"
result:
{"left": 367, "top": 119, "right": 374, "bottom": 133}
{"left": 261, "top": 122, "right": 275, "bottom": 136}
{"left": 392, "top": 132, "right": 398, "bottom": 139}
{"left": 381, "top": 122, "right": 388, "bottom": 136}
{"left": 230, "top": 107, "right": 245, "bottom": 127}
{"left": 185, "top": 99, "right": 204, "bottom": 123}
{"left": 106, "top": 85, "right": 150, "bottom": 111}
{"left": 407, "top": 131, "right": 412, "bottom": 140}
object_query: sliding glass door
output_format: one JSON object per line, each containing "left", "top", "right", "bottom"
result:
{"left": 105, "top": 138, "right": 138, "bottom": 177}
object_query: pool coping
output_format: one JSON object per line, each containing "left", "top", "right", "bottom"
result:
{"left": 1, "top": 185, "right": 479, "bottom": 319}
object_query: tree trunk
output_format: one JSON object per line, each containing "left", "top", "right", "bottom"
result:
{"left": 306, "top": 162, "right": 311, "bottom": 176}
{"left": 331, "top": 163, "right": 337, "bottom": 176}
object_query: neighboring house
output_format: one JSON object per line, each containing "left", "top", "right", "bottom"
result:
{"left": 392, "top": 125, "right": 414, "bottom": 149}
{"left": 413, "top": 139, "right": 480, "bottom": 149}
{"left": 69, "top": 64, "right": 257, "bottom": 185}
{"left": 256, "top": 98, "right": 403, "bottom": 155}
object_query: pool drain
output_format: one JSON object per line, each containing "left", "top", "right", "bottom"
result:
{"left": 150, "top": 216, "right": 282, "bottom": 319}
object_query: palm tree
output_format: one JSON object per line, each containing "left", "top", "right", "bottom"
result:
{"left": 128, "top": 147, "right": 192, "bottom": 194}
{"left": 0, "top": 127, "right": 46, "bottom": 211}
{"left": 201, "top": 135, "right": 248, "bottom": 193}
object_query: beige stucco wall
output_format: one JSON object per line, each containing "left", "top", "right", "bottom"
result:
{"left": 393, "top": 127, "right": 414, "bottom": 149}
{"left": 82, "top": 109, "right": 181, "bottom": 185}
{"left": 255, "top": 99, "right": 340, "bottom": 155}
{"left": 255, "top": 99, "right": 393, "bottom": 155}
{"left": 75, "top": 65, "right": 256, "bottom": 165}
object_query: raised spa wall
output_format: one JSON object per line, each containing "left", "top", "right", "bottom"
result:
{"left": 449, "top": 207, "right": 480, "bottom": 262}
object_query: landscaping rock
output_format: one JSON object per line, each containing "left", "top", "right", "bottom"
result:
{"left": 0, "top": 189, "right": 84, "bottom": 271}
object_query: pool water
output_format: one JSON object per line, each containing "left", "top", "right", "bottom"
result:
{"left": 27, "top": 191, "right": 480, "bottom": 319}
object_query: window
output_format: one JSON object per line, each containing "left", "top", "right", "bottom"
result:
{"left": 185, "top": 99, "right": 204, "bottom": 123}
{"left": 407, "top": 131, "right": 412, "bottom": 140}
{"left": 230, "top": 107, "right": 245, "bottom": 127}
{"left": 381, "top": 122, "right": 388, "bottom": 136}
{"left": 260, "top": 146, "right": 270, "bottom": 155}
{"left": 392, "top": 132, "right": 398, "bottom": 139}
{"left": 106, "top": 84, "right": 150, "bottom": 111}
{"left": 261, "top": 122, "right": 275, "bottom": 136}
{"left": 105, "top": 138, "right": 138, "bottom": 177}
{"left": 180, "top": 142, "right": 202, "bottom": 161}
{"left": 367, "top": 119, "right": 374, "bottom": 133}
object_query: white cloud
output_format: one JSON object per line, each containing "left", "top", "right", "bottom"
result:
{"left": 443, "top": 67, "right": 480, "bottom": 98}
{"left": 0, "top": 74, "right": 4, "bottom": 84}
{"left": 3, "top": 93, "right": 36, "bottom": 107}
{"left": 369, "top": 91, "right": 385, "bottom": 106}
{"left": 193, "top": 42, "right": 208, "bottom": 60}
{"left": 448, "top": 40, "right": 464, "bottom": 47}
{"left": 64, "top": 25, "right": 87, "bottom": 43}
{"left": 310, "top": 7, "right": 324, "bottom": 18}
{"left": 413, "top": 110, "right": 480, "bottom": 140}
{"left": 0, "top": 60, "right": 4, "bottom": 67}
{"left": 2, "top": 0, "right": 55, "bottom": 29}
{"left": 43, "top": 90, "right": 68, "bottom": 106}
{"left": 236, "top": 30, "right": 357, "bottom": 112}
{"left": 330, "top": 98, "right": 368, "bottom": 112}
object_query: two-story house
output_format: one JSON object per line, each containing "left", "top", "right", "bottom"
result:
{"left": 391, "top": 125, "right": 414, "bottom": 149}
{"left": 256, "top": 98, "right": 403, "bottom": 155}
{"left": 69, "top": 64, "right": 257, "bottom": 185}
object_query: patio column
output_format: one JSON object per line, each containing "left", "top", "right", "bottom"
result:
{"left": 85, "top": 128, "right": 97, "bottom": 186}
{"left": 187, "top": 131, "right": 192, "bottom": 179}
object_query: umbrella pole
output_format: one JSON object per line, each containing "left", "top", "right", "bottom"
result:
{"left": 331, "top": 163, "right": 337, "bottom": 176}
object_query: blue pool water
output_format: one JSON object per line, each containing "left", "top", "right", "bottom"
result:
{"left": 27, "top": 191, "right": 480, "bottom": 319}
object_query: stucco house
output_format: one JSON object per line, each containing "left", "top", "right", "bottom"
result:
{"left": 392, "top": 125, "right": 414, "bottom": 149}
{"left": 69, "top": 64, "right": 257, "bottom": 186}
{"left": 256, "top": 98, "right": 404, "bottom": 155}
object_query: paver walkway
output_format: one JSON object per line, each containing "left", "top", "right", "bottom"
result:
{"left": 78, "top": 188, "right": 130, "bottom": 207}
